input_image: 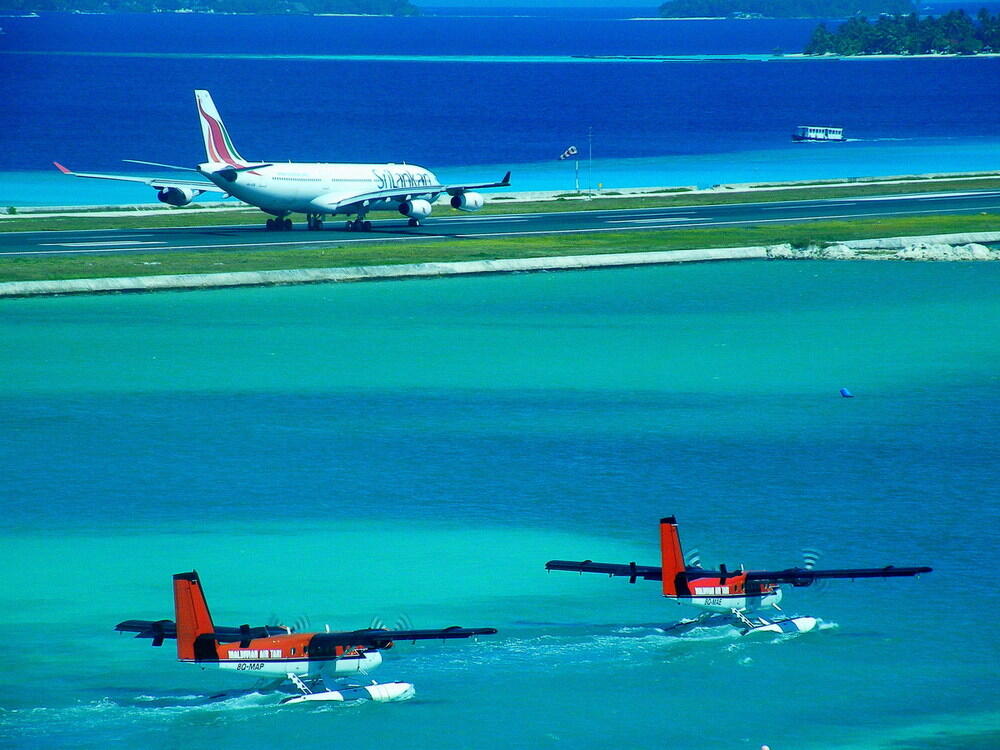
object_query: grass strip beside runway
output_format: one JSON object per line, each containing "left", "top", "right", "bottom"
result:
{"left": 3, "top": 177, "right": 1000, "bottom": 233}
{"left": 0, "top": 213, "right": 997, "bottom": 283}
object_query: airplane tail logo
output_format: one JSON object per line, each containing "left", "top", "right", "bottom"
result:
{"left": 173, "top": 571, "right": 216, "bottom": 661}
{"left": 659, "top": 516, "right": 686, "bottom": 597}
{"left": 194, "top": 90, "right": 248, "bottom": 167}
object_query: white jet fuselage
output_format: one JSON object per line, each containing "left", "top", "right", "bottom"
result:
{"left": 202, "top": 161, "right": 440, "bottom": 216}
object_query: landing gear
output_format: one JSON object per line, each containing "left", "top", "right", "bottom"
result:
{"left": 345, "top": 218, "right": 373, "bottom": 232}
{"left": 266, "top": 217, "right": 293, "bottom": 231}
{"left": 408, "top": 218, "right": 420, "bottom": 227}
{"left": 307, "top": 214, "right": 324, "bottom": 231}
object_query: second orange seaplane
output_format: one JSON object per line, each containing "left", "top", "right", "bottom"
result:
{"left": 546, "top": 516, "right": 932, "bottom": 634}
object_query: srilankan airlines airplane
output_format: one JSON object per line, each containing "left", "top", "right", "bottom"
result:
{"left": 54, "top": 90, "right": 511, "bottom": 232}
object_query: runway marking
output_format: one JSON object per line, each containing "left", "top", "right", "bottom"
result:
{"left": 40, "top": 240, "right": 168, "bottom": 248}
{"left": 605, "top": 217, "right": 702, "bottom": 224}
{"left": 4, "top": 205, "right": 996, "bottom": 257}
{"left": 446, "top": 215, "right": 530, "bottom": 222}
{"left": 761, "top": 203, "right": 857, "bottom": 210}
{"left": 852, "top": 190, "right": 1000, "bottom": 202}
{"left": 6, "top": 191, "right": 997, "bottom": 237}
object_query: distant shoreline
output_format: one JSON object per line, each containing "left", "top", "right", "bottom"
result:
{"left": 6, "top": 49, "right": 999, "bottom": 64}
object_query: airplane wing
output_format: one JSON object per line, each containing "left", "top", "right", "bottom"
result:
{"left": 312, "top": 172, "right": 511, "bottom": 213}
{"left": 745, "top": 565, "right": 932, "bottom": 587}
{"left": 444, "top": 171, "right": 511, "bottom": 196}
{"left": 53, "top": 162, "right": 228, "bottom": 193}
{"left": 311, "top": 185, "right": 447, "bottom": 213}
{"left": 545, "top": 560, "right": 663, "bottom": 582}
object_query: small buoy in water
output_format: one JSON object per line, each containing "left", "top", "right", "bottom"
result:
{"left": 840, "top": 388, "right": 854, "bottom": 398}
{"left": 762, "top": 745, "right": 771, "bottom": 750}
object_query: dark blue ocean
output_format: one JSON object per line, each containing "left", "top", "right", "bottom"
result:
{"left": 0, "top": 9, "right": 999, "bottom": 203}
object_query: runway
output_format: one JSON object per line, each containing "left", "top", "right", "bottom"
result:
{"left": 2, "top": 189, "right": 999, "bottom": 257}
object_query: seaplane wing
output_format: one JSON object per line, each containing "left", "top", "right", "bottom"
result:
{"left": 115, "top": 619, "right": 496, "bottom": 647}
{"left": 308, "top": 627, "right": 498, "bottom": 648}
{"left": 53, "top": 162, "right": 227, "bottom": 193}
{"left": 744, "top": 565, "right": 933, "bottom": 587}
{"left": 116, "top": 619, "right": 291, "bottom": 644}
{"left": 545, "top": 560, "right": 663, "bottom": 582}
{"left": 115, "top": 619, "right": 177, "bottom": 645}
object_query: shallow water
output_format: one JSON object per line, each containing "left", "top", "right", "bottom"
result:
{"left": 1, "top": 261, "right": 997, "bottom": 748}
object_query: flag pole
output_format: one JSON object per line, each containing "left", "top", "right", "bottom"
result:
{"left": 587, "top": 126, "right": 593, "bottom": 200}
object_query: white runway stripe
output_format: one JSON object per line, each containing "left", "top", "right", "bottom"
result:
{"left": 605, "top": 217, "right": 701, "bottom": 223}
{"left": 41, "top": 240, "right": 168, "bottom": 248}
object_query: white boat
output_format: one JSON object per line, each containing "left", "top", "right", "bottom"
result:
{"left": 792, "top": 125, "right": 845, "bottom": 142}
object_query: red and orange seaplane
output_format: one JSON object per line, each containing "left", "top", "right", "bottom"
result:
{"left": 546, "top": 516, "right": 932, "bottom": 635}
{"left": 116, "top": 571, "right": 497, "bottom": 704}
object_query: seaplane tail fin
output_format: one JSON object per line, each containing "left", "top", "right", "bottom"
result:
{"left": 173, "top": 571, "right": 216, "bottom": 660}
{"left": 659, "top": 516, "right": 686, "bottom": 597}
{"left": 194, "top": 90, "right": 248, "bottom": 167}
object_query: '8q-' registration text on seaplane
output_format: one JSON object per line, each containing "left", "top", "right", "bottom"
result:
{"left": 55, "top": 89, "right": 511, "bottom": 232}
{"left": 116, "top": 571, "right": 497, "bottom": 705}
{"left": 545, "top": 516, "right": 932, "bottom": 635}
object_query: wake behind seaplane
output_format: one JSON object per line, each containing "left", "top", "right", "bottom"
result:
{"left": 55, "top": 90, "right": 510, "bottom": 232}
{"left": 116, "top": 571, "right": 497, "bottom": 705}
{"left": 546, "top": 516, "right": 931, "bottom": 635}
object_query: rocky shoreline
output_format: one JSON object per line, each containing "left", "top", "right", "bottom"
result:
{"left": 767, "top": 232, "right": 1000, "bottom": 261}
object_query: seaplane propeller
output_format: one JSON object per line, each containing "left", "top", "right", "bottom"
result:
{"left": 369, "top": 614, "right": 415, "bottom": 633}
{"left": 801, "top": 548, "right": 829, "bottom": 591}
{"left": 802, "top": 548, "right": 822, "bottom": 570}
{"left": 266, "top": 614, "right": 311, "bottom": 635}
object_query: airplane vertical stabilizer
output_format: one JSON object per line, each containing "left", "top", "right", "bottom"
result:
{"left": 194, "top": 90, "right": 248, "bottom": 167}
{"left": 173, "top": 571, "right": 216, "bottom": 660}
{"left": 659, "top": 516, "right": 686, "bottom": 597}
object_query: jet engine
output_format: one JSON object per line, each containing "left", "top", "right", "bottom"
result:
{"left": 398, "top": 199, "right": 433, "bottom": 220}
{"left": 450, "top": 191, "right": 484, "bottom": 212}
{"left": 157, "top": 187, "right": 198, "bottom": 207}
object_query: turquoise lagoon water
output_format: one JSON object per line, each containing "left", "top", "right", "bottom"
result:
{"left": 1, "top": 261, "right": 998, "bottom": 749}
{"left": 4, "top": 136, "right": 1000, "bottom": 207}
